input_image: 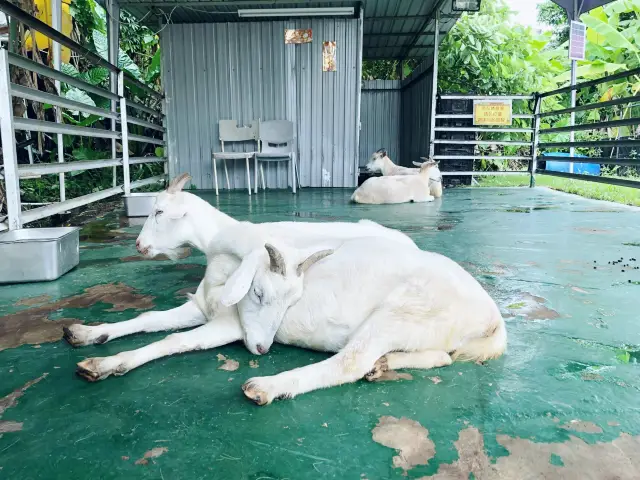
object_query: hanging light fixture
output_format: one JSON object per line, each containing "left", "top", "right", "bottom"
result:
{"left": 452, "top": 0, "right": 482, "bottom": 12}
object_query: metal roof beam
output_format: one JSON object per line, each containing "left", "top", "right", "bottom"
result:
{"left": 120, "top": 0, "right": 361, "bottom": 6}
{"left": 400, "top": 0, "right": 448, "bottom": 60}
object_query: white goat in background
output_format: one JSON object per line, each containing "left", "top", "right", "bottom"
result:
{"left": 212, "top": 224, "right": 506, "bottom": 405}
{"left": 64, "top": 173, "right": 417, "bottom": 381}
{"left": 352, "top": 159, "right": 439, "bottom": 205}
{"left": 366, "top": 149, "right": 443, "bottom": 198}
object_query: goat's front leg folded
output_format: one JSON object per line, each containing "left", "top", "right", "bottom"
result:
{"left": 76, "top": 315, "right": 243, "bottom": 382}
{"left": 241, "top": 324, "right": 391, "bottom": 406}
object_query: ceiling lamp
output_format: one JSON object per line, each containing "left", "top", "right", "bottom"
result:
{"left": 452, "top": 0, "right": 482, "bottom": 12}
{"left": 238, "top": 7, "right": 355, "bottom": 18}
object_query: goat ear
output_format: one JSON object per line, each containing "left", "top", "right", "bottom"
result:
{"left": 412, "top": 161, "right": 423, "bottom": 167}
{"left": 296, "top": 249, "right": 334, "bottom": 276}
{"left": 265, "top": 243, "right": 287, "bottom": 276}
{"left": 376, "top": 148, "right": 387, "bottom": 157}
{"left": 167, "top": 173, "right": 191, "bottom": 193}
{"left": 220, "top": 249, "right": 262, "bottom": 306}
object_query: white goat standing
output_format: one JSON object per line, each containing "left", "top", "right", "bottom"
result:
{"left": 352, "top": 159, "right": 439, "bottom": 204}
{"left": 366, "top": 149, "right": 443, "bottom": 198}
{"left": 64, "top": 173, "right": 417, "bottom": 381}
{"left": 211, "top": 224, "right": 506, "bottom": 405}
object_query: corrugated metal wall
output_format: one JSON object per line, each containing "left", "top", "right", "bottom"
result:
{"left": 400, "top": 62, "right": 434, "bottom": 167}
{"left": 359, "top": 80, "right": 401, "bottom": 167}
{"left": 358, "top": 64, "right": 434, "bottom": 169}
{"left": 161, "top": 19, "right": 362, "bottom": 190}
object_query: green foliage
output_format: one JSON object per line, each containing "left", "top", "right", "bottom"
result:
{"left": 438, "top": 0, "right": 564, "bottom": 95}
{"left": 537, "top": 1, "right": 569, "bottom": 47}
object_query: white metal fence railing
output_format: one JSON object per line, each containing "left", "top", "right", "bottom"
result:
{"left": 431, "top": 94, "right": 536, "bottom": 180}
{"left": 0, "top": 1, "right": 167, "bottom": 232}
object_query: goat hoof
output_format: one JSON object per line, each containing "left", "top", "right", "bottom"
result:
{"left": 365, "top": 356, "right": 389, "bottom": 382}
{"left": 63, "top": 324, "right": 107, "bottom": 347}
{"left": 242, "top": 381, "right": 270, "bottom": 406}
{"left": 76, "top": 359, "right": 103, "bottom": 382}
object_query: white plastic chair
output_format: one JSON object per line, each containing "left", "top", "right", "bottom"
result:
{"left": 212, "top": 120, "right": 257, "bottom": 195}
{"left": 254, "top": 120, "right": 298, "bottom": 194}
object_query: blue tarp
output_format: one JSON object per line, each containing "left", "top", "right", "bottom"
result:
{"left": 542, "top": 152, "right": 601, "bottom": 176}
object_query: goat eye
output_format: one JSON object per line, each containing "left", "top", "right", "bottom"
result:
{"left": 155, "top": 210, "right": 163, "bottom": 216}
{"left": 253, "top": 287, "right": 263, "bottom": 303}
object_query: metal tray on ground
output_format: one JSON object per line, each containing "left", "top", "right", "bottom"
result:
{"left": 0, "top": 227, "right": 80, "bottom": 284}
{"left": 124, "top": 192, "right": 158, "bottom": 217}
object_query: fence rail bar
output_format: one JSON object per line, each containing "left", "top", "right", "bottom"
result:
{"left": 127, "top": 99, "right": 162, "bottom": 117}
{"left": 8, "top": 53, "right": 119, "bottom": 101}
{"left": 434, "top": 127, "right": 534, "bottom": 133}
{"left": 122, "top": 75, "right": 163, "bottom": 101}
{"left": 433, "top": 155, "right": 532, "bottom": 160}
{"left": 124, "top": 116, "right": 166, "bottom": 132}
{"left": 10, "top": 83, "right": 119, "bottom": 119}
{"left": 0, "top": 0, "right": 119, "bottom": 73}
{"left": 441, "top": 171, "right": 527, "bottom": 176}
{"left": 433, "top": 139, "right": 532, "bottom": 146}
{"left": 435, "top": 114, "right": 534, "bottom": 119}
{"left": 128, "top": 134, "right": 164, "bottom": 145}
{"left": 537, "top": 170, "right": 640, "bottom": 189}
{"left": 130, "top": 174, "right": 167, "bottom": 189}
{"left": 129, "top": 156, "right": 167, "bottom": 165}
{"left": 538, "top": 95, "right": 640, "bottom": 118}
{"left": 538, "top": 139, "right": 640, "bottom": 149}
{"left": 439, "top": 95, "right": 534, "bottom": 100}
{"left": 13, "top": 117, "right": 121, "bottom": 139}
{"left": 17, "top": 159, "right": 121, "bottom": 177}
{"left": 538, "top": 66, "right": 640, "bottom": 99}
{"left": 541, "top": 156, "right": 640, "bottom": 165}
{"left": 20, "top": 185, "right": 123, "bottom": 224}
{"left": 540, "top": 117, "right": 640, "bottom": 135}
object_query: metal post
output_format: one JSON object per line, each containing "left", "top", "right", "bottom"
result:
{"left": 530, "top": 95, "right": 542, "bottom": 188}
{"left": 569, "top": 0, "right": 578, "bottom": 173}
{"left": 118, "top": 72, "right": 131, "bottom": 195}
{"left": 428, "top": 10, "right": 440, "bottom": 159}
{"left": 161, "top": 97, "right": 168, "bottom": 184}
{"left": 107, "top": 0, "right": 120, "bottom": 187}
{"left": 0, "top": 49, "right": 22, "bottom": 229}
{"left": 354, "top": 5, "right": 364, "bottom": 186}
{"left": 51, "top": 0, "right": 65, "bottom": 201}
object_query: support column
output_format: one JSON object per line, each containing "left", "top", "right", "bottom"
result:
{"left": 51, "top": 0, "right": 65, "bottom": 201}
{"left": 0, "top": 49, "right": 22, "bottom": 229}
{"left": 428, "top": 10, "right": 440, "bottom": 159}
{"left": 106, "top": 0, "right": 121, "bottom": 187}
{"left": 354, "top": 5, "right": 364, "bottom": 186}
{"left": 569, "top": 0, "right": 578, "bottom": 173}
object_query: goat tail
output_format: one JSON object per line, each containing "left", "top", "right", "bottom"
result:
{"left": 451, "top": 318, "right": 507, "bottom": 363}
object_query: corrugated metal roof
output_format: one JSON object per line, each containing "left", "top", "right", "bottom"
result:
{"left": 119, "top": 0, "right": 462, "bottom": 59}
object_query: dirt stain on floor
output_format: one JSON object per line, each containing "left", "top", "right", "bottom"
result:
{"left": 372, "top": 416, "right": 435, "bottom": 474}
{"left": 0, "top": 284, "right": 155, "bottom": 350}
{"left": 14, "top": 295, "right": 52, "bottom": 307}
{"left": 424, "top": 426, "right": 640, "bottom": 479}
{"left": 120, "top": 248, "right": 192, "bottom": 263}
{"left": 560, "top": 420, "right": 603, "bottom": 434}
{"left": 504, "top": 293, "right": 560, "bottom": 320}
{"left": 0, "top": 373, "right": 48, "bottom": 433}
{"left": 135, "top": 447, "right": 168, "bottom": 465}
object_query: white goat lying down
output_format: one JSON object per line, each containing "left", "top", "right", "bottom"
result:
{"left": 352, "top": 159, "right": 440, "bottom": 205}
{"left": 63, "top": 173, "right": 417, "bottom": 381}
{"left": 366, "top": 149, "right": 443, "bottom": 198}
{"left": 207, "top": 224, "right": 507, "bottom": 405}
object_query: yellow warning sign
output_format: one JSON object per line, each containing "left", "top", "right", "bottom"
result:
{"left": 473, "top": 100, "right": 512, "bottom": 126}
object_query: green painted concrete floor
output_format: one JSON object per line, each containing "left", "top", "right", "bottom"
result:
{"left": 1, "top": 187, "right": 640, "bottom": 479}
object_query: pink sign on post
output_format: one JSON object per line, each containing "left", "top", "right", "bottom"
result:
{"left": 285, "top": 29, "right": 312, "bottom": 44}
{"left": 569, "top": 21, "right": 586, "bottom": 61}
